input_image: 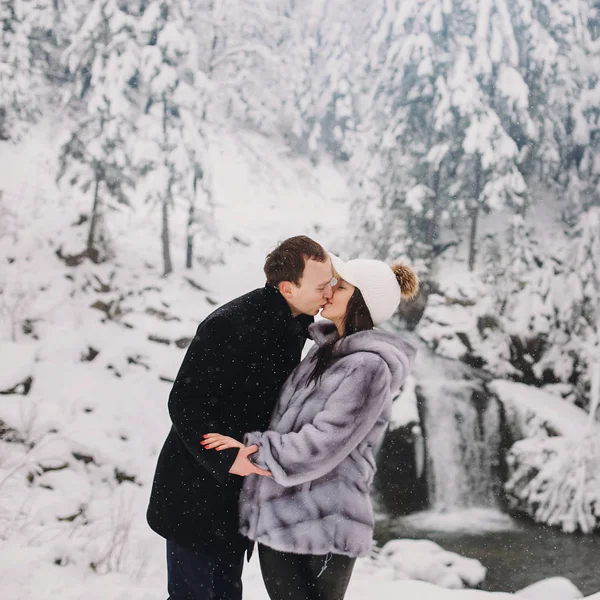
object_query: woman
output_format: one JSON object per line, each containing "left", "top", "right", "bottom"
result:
{"left": 202, "top": 254, "right": 419, "bottom": 600}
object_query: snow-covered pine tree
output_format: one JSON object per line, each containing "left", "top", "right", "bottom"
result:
{"left": 137, "top": 0, "right": 210, "bottom": 276}
{"left": 561, "top": 3, "right": 600, "bottom": 220}
{"left": 58, "top": 0, "right": 141, "bottom": 262}
{"left": 458, "top": 107, "right": 527, "bottom": 271}
{"left": 0, "top": 0, "right": 78, "bottom": 141}
{"left": 351, "top": 1, "right": 531, "bottom": 271}
{"left": 349, "top": 0, "right": 459, "bottom": 268}
{"left": 350, "top": 0, "right": 600, "bottom": 273}
{"left": 281, "top": 0, "right": 367, "bottom": 162}
{"left": 192, "top": 0, "right": 294, "bottom": 137}
{"left": 516, "top": 207, "right": 600, "bottom": 406}
{"left": 551, "top": 11, "right": 599, "bottom": 225}
{"left": 0, "top": 0, "right": 53, "bottom": 141}
{"left": 483, "top": 215, "right": 540, "bottom": 311}
{"left": 561, "top": 207, "right": 600, "bottom": 406}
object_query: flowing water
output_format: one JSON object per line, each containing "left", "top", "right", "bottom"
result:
{"left": 375, "top": 510, "right": 600, "bottom": 595}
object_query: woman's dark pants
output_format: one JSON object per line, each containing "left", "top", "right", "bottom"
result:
{"left": 258, "top": 544, "right": 356, "bottom": 600}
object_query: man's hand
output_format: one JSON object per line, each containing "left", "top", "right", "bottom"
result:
{"left": 228, "top": 445, "right": 271, "bottom": 477}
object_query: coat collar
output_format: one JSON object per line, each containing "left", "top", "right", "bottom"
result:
{"left": 308, "top": 320, "right": 339, "bottom": 347}
{"left": 308, "top": 320, "right": 417, "bottom": 388}
{"left": 263, "top": 284, "right": 314, "bottom": 331}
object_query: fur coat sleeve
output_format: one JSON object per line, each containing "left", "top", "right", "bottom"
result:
{"left": 244, "top": 352, "right": 395, "bottom": 487}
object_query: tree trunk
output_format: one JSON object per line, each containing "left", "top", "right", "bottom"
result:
{"left": 162, "top": 193, "right": 173, "bottom": 276}
{"left": 468, "top": 204, "right": 479, "bottom": 272}
{"left": 186, "top": 200, "right": 194, "bottom": 269}
{"left": 521, "top": 196, "right": 528, "bottom": 220}
{"left": 468, "top": 157, "right": 482, "bottom": 272}
{"left": 588, "top": 361, "right": 600, "bottom": 432}
{"left": 426, "top": 167, "right": 442, "bottom": 247}
{"left": 161, "top": 94, "right": 173, "bottom": 277}
{"left": 87, "top": 175, "right": 101, "bottom": 261}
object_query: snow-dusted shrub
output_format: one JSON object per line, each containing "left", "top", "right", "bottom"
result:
{"left": 505, "top": 366, "right": 600, "bottom": 533}
{"left": 505, "top": 435, "right": 600, "bottom": 533}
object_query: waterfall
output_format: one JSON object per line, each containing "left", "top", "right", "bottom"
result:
{"left": 416, "top": 358, "right": 504, "bottom": 511}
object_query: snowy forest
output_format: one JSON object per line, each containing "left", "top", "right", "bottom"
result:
{"left": 1, "top": 1, "right": 600, "bottom": 599}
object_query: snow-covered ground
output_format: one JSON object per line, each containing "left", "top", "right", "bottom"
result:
{"left": 0, "top": 125, "right": 597, "bottom": 599}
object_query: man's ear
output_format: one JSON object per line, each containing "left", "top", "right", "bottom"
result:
{"left": 278, "top": 281, "right": 294, "bottom": 298}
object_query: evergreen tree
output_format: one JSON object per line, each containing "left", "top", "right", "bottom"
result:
{"left": 351, "top": 1, "right": 529, "bottom": 270}
{"left": 0, "top": 0, "right": 45, "bottom": 140}
{"left": 137, "top": 0, "right": 210, "bottom": 276}
{"left": 282, "top": 0, "right": 368, "bottom": 161}
{"left": 0, "top": 0, "right": 74, "bottom": 141}
{"left": 58, "top": 0, "right": 141, "bottom": 262}
{"left": 192, "top": 0, "right": 295, "bottom": 136}
{"left": 564, "top": 207, "right": 600, "bottom": 404}
{"left": 483, "top": 215, "right": 541, "bottom": 314}
{"left": 350, "top": 0, "right": 598, "bottom": 272}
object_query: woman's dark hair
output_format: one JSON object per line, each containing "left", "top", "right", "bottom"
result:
{"left": 307, "top": 288, "right": 374, "bottom": 385}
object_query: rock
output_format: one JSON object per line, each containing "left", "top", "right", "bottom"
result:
{"left": 374, "top": 423, "right": 427, "bottom": 517}
{"left": 80, "top": 346, "right": 99, "bottom": 362}
{"left": 175, "top": 337, "right": 193, "bottom": 349}
{"left": 0, "top": 375, "right": 33, "bottom": 395}
{"left": 184, "top": 276, "right": 209, "bottom": 292}
{"left": 516, "top": 576, "right": 583, "bottom": 600}
{"left": 0, "top": 419, "right": 26, "bottom": 443}
{"left": 0, "top": 342, "right": 36, "bottom": 393}
{"left": 378, "top": 539, "right": 487, "bottom": 589}
{"left": 145, "top": 307, "right": 181, "bottom": 322}
{"left": 148, "top": 334, "right": 171, "bottom": 345}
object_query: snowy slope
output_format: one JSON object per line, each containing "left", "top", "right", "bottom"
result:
{"left": 0, "top": 124, "right": 596, "bottom": 599}
{"left": 0, "top": 122, "right": 352, "bottom": 599}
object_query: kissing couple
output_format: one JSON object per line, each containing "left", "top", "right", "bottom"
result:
{"left": 147, "top": 235, "right": 419, "bottom": 600}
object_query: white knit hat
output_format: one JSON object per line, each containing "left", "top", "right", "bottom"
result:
{"left": 329, "top": 253, "right": 417, "bottom": 326}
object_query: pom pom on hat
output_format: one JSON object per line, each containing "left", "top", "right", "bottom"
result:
{"left": 391, "top": 263, "right": 420, "bottom": 300}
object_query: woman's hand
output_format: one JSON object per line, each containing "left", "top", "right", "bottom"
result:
{"left": 201, "top": 433, "right": 244, "bottom": 451}
{"left": 201, "top": 434, "right": 272, "bottom": 477}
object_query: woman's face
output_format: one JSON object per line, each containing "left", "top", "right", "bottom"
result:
{"left": 320, "top": 279, "right": 355, "bottom": 322}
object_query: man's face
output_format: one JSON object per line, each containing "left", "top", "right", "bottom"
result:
{"left": 284, "top": 258, "right": 334, "bottom": 316}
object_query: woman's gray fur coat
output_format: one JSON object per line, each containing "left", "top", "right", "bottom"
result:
{"left": 239, "top": 320, "right": 416, "bottom": 558}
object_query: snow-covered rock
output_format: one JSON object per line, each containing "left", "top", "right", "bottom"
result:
{"left": 0, "top": 342, "right": 36, "bottom": 392}
{"left": 516, "top": 577, "right": 583, "bottom": 600}
{"left": 490, "top": 380, "right": 593, "bottom": 438}
{"left": 359, "top": 539, "right": 487, "bottom": 589}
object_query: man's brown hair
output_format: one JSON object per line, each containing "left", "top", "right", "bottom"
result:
{"left": 264, "top": 236, "right": 327, "bottom": 287}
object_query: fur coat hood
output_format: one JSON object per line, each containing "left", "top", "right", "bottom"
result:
{"left": 239, "top": 320, "right": 416, "bottom": 557}
{"left": 309, "top": 320, "right": 414, "bottom": 390}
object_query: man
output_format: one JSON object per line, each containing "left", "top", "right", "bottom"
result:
{"left": 147, "top": 235, "right": 335, "bottom": 600}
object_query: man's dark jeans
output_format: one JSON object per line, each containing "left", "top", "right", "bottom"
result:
{"left": 166, "top": 540, "right": 244, "bottom": 600}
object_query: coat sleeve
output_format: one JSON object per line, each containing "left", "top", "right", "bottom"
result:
{"left": 244, "top": 354, "right": 397, "bottom": 487}
{"left": 168, "top": 314, "right": 243, "bottom": 485}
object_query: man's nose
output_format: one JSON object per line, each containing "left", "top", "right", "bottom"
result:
{"left": 323, "top": 285, "right": 333, "bottom": 299}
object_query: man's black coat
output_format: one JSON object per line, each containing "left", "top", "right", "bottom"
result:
{"left": 147, "top": 284, "right": 312, "bottom": 555}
